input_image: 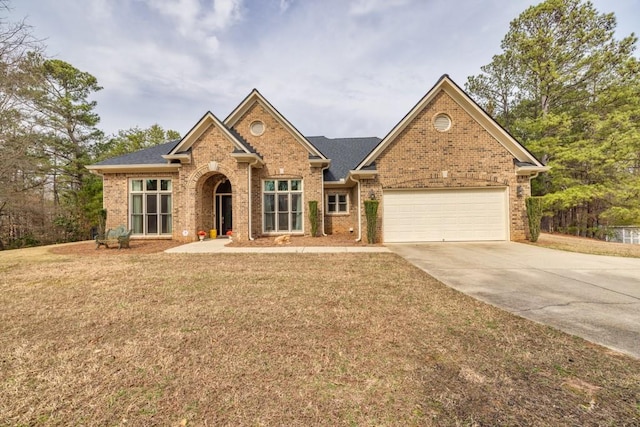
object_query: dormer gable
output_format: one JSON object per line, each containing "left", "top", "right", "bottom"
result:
{"left": 163, "top": 111, "right": 258, "bottom": 165}
{"left": 224, "top": 89, "right": 328, "bottom": 164}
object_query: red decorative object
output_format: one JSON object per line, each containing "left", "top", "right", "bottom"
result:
{"left": 226, "top": 230, "right": 233, "bottom": 236}
{"left": 197, "top": 230, "right": 206, "bottom": 237}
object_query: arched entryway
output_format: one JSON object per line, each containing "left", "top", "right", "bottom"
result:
{"left": 198, "top": 172, "right": 233, "bottom": 238}
{"left": 214, "top": 179, "right": 232, "bottom": 236}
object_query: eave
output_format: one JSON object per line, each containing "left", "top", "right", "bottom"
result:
{"left": 230, "top": 152, "right": 265, "bottom": 168}
{"left": 323, "top": 179, "right": 353, "bottom": 189}
{"left": 86, "top": 163, "right": 182, "bottom": 175}
{"left": 517, "top": 165, "right": 550, "bottom": 177}
{"left": 162, "top": 153, "right": 191, "bottom": 164}
{"left": 345, "top": 169, "right": 378, "bottom": 184}
{"left": 310, "top": 158, "right": 331, "bottom": 168}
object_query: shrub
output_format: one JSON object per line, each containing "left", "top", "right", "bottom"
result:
{"left": 308, "top": 201, "right": 318, "bottom": 237}
{"left": 526, "top": 197, "right": 543, "bottom": 242}
{"left": 364, "top": 200, "right": 379, "bottom": 244}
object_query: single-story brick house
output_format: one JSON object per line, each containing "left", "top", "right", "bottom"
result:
{"left": 87, "top": 75, "right": 547, "bottom": 243}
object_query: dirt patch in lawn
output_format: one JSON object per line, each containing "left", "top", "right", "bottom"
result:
{"left": 527, "top": 232, "right": 640, "bottom": 258}
{"left": 1, "top": 250, "right": 638, "bottom": 425}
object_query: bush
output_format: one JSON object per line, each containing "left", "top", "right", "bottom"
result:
{"left": 308, "top": 201, "right": 318, "bottom": 237}
{"left": 364, "top": 200, "right": 379, "bottom": 244}
{"left": 526, "top": 197, "right": 543, "bottom": 242}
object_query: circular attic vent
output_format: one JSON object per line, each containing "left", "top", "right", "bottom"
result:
{"left": 433, "top": 114, "right": 452, "bottom": 132}
{"left": 250, "top": 120, "right": 265, "bottom": 136}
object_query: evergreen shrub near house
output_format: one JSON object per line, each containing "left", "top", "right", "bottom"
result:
{"left": 308, "top": 201, "right": 318, "bottom": 237}
{"left": 364, "top": 200, "right": 379, "bottom": 244}
{"left": 526, "top": 197, "right": 543, "bottom": 242}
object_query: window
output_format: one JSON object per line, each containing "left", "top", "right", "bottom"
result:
{"left": 130, "top": 179, "right": 172, "bottom": 235}
{"left": 263, "top": 179, "right": 303, "bottom": 233}
{"left": 327, "top": 193, "right": 348, "bottom": 214}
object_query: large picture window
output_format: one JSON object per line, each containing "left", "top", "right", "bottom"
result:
{"left": 263, "top": 179, "right": 303, "bottom": 233}
{"left": 130, "top": 179, "right": 172, "bottom": 235}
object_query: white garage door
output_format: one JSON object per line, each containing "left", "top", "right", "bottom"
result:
{"left": 383, "top": 188, "right": 508, "bottom": 242}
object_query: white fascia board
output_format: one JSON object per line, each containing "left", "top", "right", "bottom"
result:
{"left": 347, "top": 170, "right": 378, "bottom": 181}
{"left": 310, "top": 158, "right": 331, "bottom": 168}
{"left": 230, "top": 152, "right": 265, "bottom": 168}
{"left": 162, "top": 153, "right": 191, "bottom": 164}
{"left": 517, "top": 165, "right": 550, "bottom": 176}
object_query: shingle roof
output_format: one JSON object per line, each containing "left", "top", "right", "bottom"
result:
{"left": 307, "top": 136, "right": 381, "bottom": 181}
{"left": 90, "top": 135, "right": 381, "bottom": 182}
{"left": 93, "top": 139, "right": 181, "bottom": 166}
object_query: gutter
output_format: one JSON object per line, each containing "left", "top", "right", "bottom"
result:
{"left": 247, "top": 159, "right": 262, "bottom": 241}
{"left": 355, "top": 179, "right": 362, "bottom": 242}
{"left": 345, "top": 170, "right": 377, "bottom": 243}
{"left": 320, "top": 163, "right": 331, "bottom": 236}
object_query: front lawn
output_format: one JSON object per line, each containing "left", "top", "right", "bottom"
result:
{"left": 0, "top": 246, "right": 638, "bottom": 425}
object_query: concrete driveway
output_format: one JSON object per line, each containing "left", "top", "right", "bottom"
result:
{"left": 388, "top": 242, "right": 640, "bottom": 358}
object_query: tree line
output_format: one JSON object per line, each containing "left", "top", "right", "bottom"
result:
{"left": 466, "top": 0, "right": 639, "bottom": 238}
{"left": 0, "top": 1, "right": 179, "bottom": 249}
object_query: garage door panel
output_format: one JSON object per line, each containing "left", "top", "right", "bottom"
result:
{"left": 383, "top": 189, "right": 507, "bottom": 242}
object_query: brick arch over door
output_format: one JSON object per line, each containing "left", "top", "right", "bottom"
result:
{"left": 185, "top": 163, "right": 239, "bottom": 240}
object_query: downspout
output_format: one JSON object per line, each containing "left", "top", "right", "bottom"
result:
{"left": 247, "top": 161, "right": 257, "bottom": 241}
{"left": 320, "top": 163, "right": 330, "bottom": 236}
{"left": 355, "top": 178, "right": 362, "bottom": 242}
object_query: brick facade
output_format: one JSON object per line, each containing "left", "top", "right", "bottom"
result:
{"left": 95, "top": 77, "right": 544, "bottom": 244}
{"left": 356, "top": 90, "right": 530, "bottom": 242}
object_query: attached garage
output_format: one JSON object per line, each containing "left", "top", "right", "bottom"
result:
{"left": 383, "top": 188, "right": 508, "bottom": 242}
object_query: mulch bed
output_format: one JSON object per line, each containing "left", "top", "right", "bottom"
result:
{"left": 49, "top": 240, "right": 184, "bottom": 256}
{"left": 47, "top": 234, "right": 374, "bottom": 256}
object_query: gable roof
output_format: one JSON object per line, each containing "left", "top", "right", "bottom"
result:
{"left": 224, "top": 89, "right": 327, "bottom": 160}
{"left": 165, "top": 111, "right": 254, "bottom": 160}
{"left": 308, "top": 136, "right": 381, "bottom": 182}
{"left": 356, "top": 74, "right": 547, "bottom": 174}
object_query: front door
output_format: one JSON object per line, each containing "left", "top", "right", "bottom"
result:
{"left": 216, "top": 194, "right": 232, "bottom": 236}
{"left": 215, "top": 179, "right": 232, "bottom": 237}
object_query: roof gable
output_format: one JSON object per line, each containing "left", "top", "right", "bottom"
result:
{"left": 224, "top": 89, "right": 326, "bottom": 160}
{"left": 166, "top": 111, "right": 252, "bottom": 158}
{"left": 356, "top": 75, "right": 546, "bottom": 171}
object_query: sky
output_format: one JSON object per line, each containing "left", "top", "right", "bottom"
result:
{"left": 10, "top": 0, "right": 640, "bottom": 140}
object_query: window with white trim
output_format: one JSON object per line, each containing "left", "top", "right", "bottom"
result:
{"left": 326, "top": 193, "right": 348, "bottom": 214}
{"left": 263, "top": 179, "right": 303, "bottom": 233}
{"left": 130, "top": 179, "right": 172, "bottom": 235}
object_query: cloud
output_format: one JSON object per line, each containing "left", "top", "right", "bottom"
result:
{"left": 138, "top": 0, "right": 242, "bottom": 52}
{"left": 348, "top": 0, "right": 411, "bottom": 16}
{"left": 279, "top": 0, "right": 294, "bottom": 13}
{"left": 14, "top": 0, "right": 639, "bottom": 140}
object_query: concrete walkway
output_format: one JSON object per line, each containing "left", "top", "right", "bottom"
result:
{"left": 165, "top": 238, "right": 390, "bottom": 253}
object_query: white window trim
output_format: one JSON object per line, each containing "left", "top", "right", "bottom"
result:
{"left": 262, "top": 178, "right": 304, "bottom": 234}
{"left": 326, "top": 192, "right": 349, "bottom": 215}
{"left": 129, "top": 178, "right": 173, "bottom": 236}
